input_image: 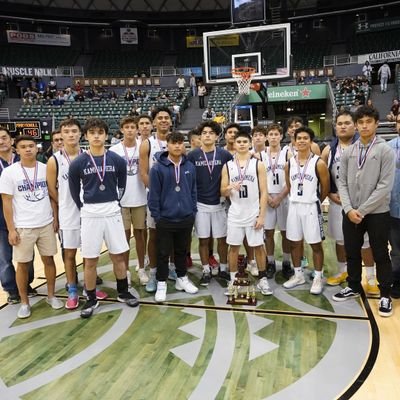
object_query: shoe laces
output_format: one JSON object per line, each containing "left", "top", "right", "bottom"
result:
{"left": 380, "top": 297, "right": 390, "bottom": 308}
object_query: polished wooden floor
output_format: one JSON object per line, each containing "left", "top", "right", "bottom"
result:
{"left": 0, "top": 235, "right": 399, "bottom": 400}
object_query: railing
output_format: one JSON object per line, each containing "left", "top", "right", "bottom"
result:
{"left": 150, "top": 66, "right": 176, "bottom": 76}
{"left": 0, "top": 108, "right": 10, "bottom": 120}
{"left": 323, "top": 54, "right": 358, "bottom": 67}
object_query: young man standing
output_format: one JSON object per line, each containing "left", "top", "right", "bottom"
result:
{"left": 335, "top": 106, "right": 395, "bottom": 317}
{"left": 149, "top": 132, "right": 198, "bottom": 302}
{"left": 224, "top": 123, "right": 240, "bottom": 155}
{"left": 137, "top": 114, "right": 153, "bottom": 142}
{"left": 283, "top": 127, "right": 330, "bottom": 295}
{"left": 221, "top": 131, "right": 271, "bottom": 295}
{"left": 139, "top": 107, "right": 175, "bottom": 292}
{"left": 251, "top": 125, "right": 267, "bottom": 154}
{"left": 69, "top": 118, "right": 139, "bottom": 318}
{"left": 187, "top": 121, "right": 232, "bottom": 284}
{"left": 110, "top": 116, "right": 148, "bottom": 286}
{"left": 0, "top": 135, "right": 63, "bottom": 318}
{"left": 258, "top": 124, "right": 292, "bottom": 279}
{"left": 321, "top": 111, "right": 378, "bottom": 295}
{"left": 388, "top": 114, "right": 400, "bottom": 298}
{"left": 0, "top": 128, "right": 35, "bottom": 304}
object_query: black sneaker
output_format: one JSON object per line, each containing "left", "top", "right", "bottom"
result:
{"left": 266, "top": 262, "right": 276, "bottom": 279}
{"left": 282, "top": 261, "right": 294, "bottom": 279}
{"left": 200, "top": 272, "right": 212, "bottom": 286}
{"left": 391, "top": 281, "right": 400, "bottom": 299}
{"left": 378, "top": 297, "right": 393, "bottom": 317}
{"left": 96, "top": 275, "right": 103, "bottom": 285}
{"left": 80, "top": 299, "right": 99, "bottom": 318}
{"left": 27, "top": 285, "right": 38, "bottom": 297}
{"left": 7, "top": 293, "right": 20, "bottom": 304}
{"left": 218, "top": 270, "right": 230, "bottom": 281}
{"left": 332, "top": 287, "right": 360, "bottom": 302}
{"left": 117, "top": 292, "right": 139, "bottom": 307}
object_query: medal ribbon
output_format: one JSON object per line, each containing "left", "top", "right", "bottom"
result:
{"left": 267, "top": 148, "right": 281, "bottom": 175}
{"left": 62, "top": 148, "right": 81, "bottom": 165}
{"left": 357, "top": 136, "right": 377, "bottom": 169}
{"left": 295, "top": 153, "right": 313, "bottom": 185}
{"left": 87, "top": 150, "right": 106, "bottom": 185}
{"left": 235, "top": 156, "right": 251, "bottom": 185}
{"left": 201, "top": 148, "right": 216, "bottom": 178}
{"left": 122, "top": 144, "right": 136, "bottom": 171}
{"left": 168, "top": 157, "right": 181, "bottom": 186}
{"left": 20, "top": 161, "right": 38, "bottom": 192}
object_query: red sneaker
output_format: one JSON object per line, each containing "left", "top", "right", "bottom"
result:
{"left": 209, "top": 255, "right": 219, "bottom": 270}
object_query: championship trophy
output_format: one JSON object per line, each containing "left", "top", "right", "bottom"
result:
{"left": 227, "top": 254, "right": 257, "bottom": 306}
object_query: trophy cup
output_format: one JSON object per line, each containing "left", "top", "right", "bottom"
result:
{"left": 227, "top": 254, "right": 257, "bottom": 306}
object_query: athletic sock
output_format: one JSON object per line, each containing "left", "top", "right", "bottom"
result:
{"left": 85, "top": 288, "right": 96, "bottom": 301}
{"left": 203, "top": 265, "right": 211, "bottom": 274}
{"left": 337, "top": 262, "right": 347, "bottom": 273}
{"left": 220, "top": 263, "right": 228, "bottom": 272}
{"left": 294, "top": 267, "right": 303, "bottom": 276}
{"left": 314, "top": 270, "right": 323, "bottom": 279}
{"left": 282, "top": 253, "right": 291, "bottom": 262}
{"left": 230, "top": 271, "right": 237, "bottom": 282}
{"left": 365, "top": 266, "right": 375, "bottom": 280}
{"left": 267, "top": 255, "right": 275, "bottom": 263}
{"left": 116, "top": 278, "right": 128, "bottom": 293}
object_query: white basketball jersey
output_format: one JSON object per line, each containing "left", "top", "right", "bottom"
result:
{"left": 148, "top": 136, "right": 167, "bottom": 170}
{"left": 227, "top": 157, "right": 260, "bottom": 226}
{"left": 288, "top": 153, "right": 320, "bottom": 203}
{"left": 260, "top": 147, "right": 288, "bottom": 194}
{"left": 53, "top": 150, "right": 80, "bottom": 229}
{"left": 327, "top": 145, "right": 342, "bottom": 189}
{"left": 109, "top": 142, "right": 147, "bottom": 207}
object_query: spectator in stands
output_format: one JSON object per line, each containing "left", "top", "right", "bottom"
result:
{"left": 198, "top": 81, "right": 207, "bottom": 109}
{"left": 47, "top": 77, "right": 57, "bottom": 94}
{"left": 213, "top": 112, "right": 226, "bottom": 126}
{"left": 355, "top": 90, "right": 366, "bottom": 105}
{"left": 0, "top": 74, "right": 8, "bottom": 95}
{"left": 63, "top": 88, "right": 75, "bottom": 102}
{"left": 362, "top": 61, "right": 373, "bottom": 83}
{"left": 171, "top": 102, "right": 181, "bottom": 125}
{"left": 108, "top": 90, "right": 118, "bottom": 102}
{"left": 176, "top": 74, "right": 186, "bottom": 92}
{"left": 378, "top": 61, "right": 391, "bottom": 93}
{"left": 189, "top": 73, "right": 196, "bottom": 97}
{"left": 297, "top": 76, "right": 306, "bottom": 85}
{"left": 17, "top": 76, "right": 30, "bottom": 98}
{"left": 202, "top": 107, "right": 216, "bottom": 121}
{"left": 74, "top": 90, "right": 85, "bottom": 102}
{"left": 23, "top": 88, "right": 38, "bottom": 105}
{"left": 366, "top": 98, "right": 374, "bottom": 107}
{"left": 74, "top": 80, "right": 83, "bottom": 92}
{"left": 350, "top": 99, "right": 361, "bottom": 114}
{"left": 36, "top": 78, "right": 46, "bottom": 95}
{"left": 53, "top": 90, "right": 65, "bottom": 106}
{"left": 386, "top": 99, "right": 399, "bottom": 122}
{"left": 125, "top": 89, "right": 134, "bottom": 102}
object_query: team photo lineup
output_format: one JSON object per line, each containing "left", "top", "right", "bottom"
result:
{"left": 0, "top": 102, "right": 398, "bottom": 319}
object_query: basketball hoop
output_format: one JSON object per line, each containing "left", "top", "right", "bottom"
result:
{"left": 232, "top": 67, "right": 256, "bottom": 95}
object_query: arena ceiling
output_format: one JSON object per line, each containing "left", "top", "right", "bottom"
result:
{"left": 0, "top": 0, "right": 397, "bottom": 23}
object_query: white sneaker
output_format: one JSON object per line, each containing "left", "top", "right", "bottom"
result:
{"left": 283, "top": 273, "right": 306, "bottom": 289}
{"left": 247, "top": 261, "right": 259, "bottom": 277}
{"left": 310, "top": 275, "right": 323, "bottom": 295}
{"left": 127, "top": 270, "right": 132, "bottom": 288}
{"left": 155, "top": 281, "right": 167, "bottom": 303}
{"left": 46, "top": 296, "right": 64, "bottom": 310}
{"left": 17, "top": 304, "right": 31, "bottom": 319}
{"left": 257, "top": 277, "right": 273, "bottom": 295}
{"left": 175, "top": 275, "right": 198, "bottom": 294}
{"left": 138, "top": 268, "right": 149, "bottom": 285}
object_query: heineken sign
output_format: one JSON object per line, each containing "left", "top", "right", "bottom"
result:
{"left": 245, "top": 84, "right": 327, "bottom": 103}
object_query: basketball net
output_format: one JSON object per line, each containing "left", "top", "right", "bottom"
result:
{"left": 232, "top": 67, "right": 256, "bottom": 95}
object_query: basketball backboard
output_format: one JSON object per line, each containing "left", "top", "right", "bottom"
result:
{"left": 203, "top": 23, "right": 291, "bottom": 84}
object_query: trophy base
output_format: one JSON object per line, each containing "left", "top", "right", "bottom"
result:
{"left": 227, "top": 295, "right": 257, "bottom": 306}
{"left": 233, "top": 278, "right": 251, "bottom": 286}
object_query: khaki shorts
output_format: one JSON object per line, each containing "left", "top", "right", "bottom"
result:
{"left": 121, "top": 205, "right": 146, "bottom": 230}
{"left": 14, "top": 223, "right": 58, "bottom": 263}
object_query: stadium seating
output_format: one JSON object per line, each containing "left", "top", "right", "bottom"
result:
{"left": 348, "top": 30, "right": 400, "bottom": 55}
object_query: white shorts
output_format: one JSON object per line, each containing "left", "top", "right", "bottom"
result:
{"left": 227, "top": 225, "right": 264, "bottom": 247}
{"left": 81, "top": 214, "right": 129, "bottom": 258}
{"left": 286, "top": 202, "right": 324, "bottom": 244}
{"left": 195, "top": 209, "right": 227, "bottom": 239}
{"left": 264, "top": 195, "right": 288, "bottom": 231}
{"left": 59, "top": 228, "right": 81, "bottom": 249}
{"left": 146, "top": 207, "right": 156, "bottom": 230}
{"left": 328, "top": 202, "right": 370, "bottom": 247}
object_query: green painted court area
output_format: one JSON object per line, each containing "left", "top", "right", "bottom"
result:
{"left": 0, "top": 231, "right": 373, "bottom": 399}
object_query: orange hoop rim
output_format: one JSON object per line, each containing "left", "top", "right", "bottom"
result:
{"left": 231, "top": 66, "right": 256, "bottom": 79}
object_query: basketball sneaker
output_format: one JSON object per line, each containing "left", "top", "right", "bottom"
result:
{"left": 117, "top": 292, "right": 139, "bottom": 307}
{"left": 138, "top": 268, "right": 149, "bottom": 285}
{"left": 17, "top": 304, "right": 31, "bottom": 319}
{"left": 378, "top": 297, "right": 393, "bottom": 317}
{"left": 326, "top": 272, "right": 348, "bottom": 286}
{"left": 332, "top": 287, "right": 360, "bottom": 302}
{"left": 310, "top": 275, "right": 323, "bottom": 295}
{"left": 257, "top": 277, "right": 273, "bottom": 295}
{"left": 155, "top": 281, "right": 167, "bottom": 303}
{"left": 200, "top": 272, "right": 212, "bottom": 286}
{"left": 247, "top": 260, "right": 259, "bottom": 277}
{"left": 175, "top": 276, "right": 198, "bottom": 294}
{"left": 282, "top": 261, "right": 294, "bottom": 279}
{"left": 365, "top": 277, "right": 380, "bottom": 297}
{"left": 46, "top": 296, "right": 64, "bottom": 310}
{"left": 65, "top": 290, "right": 79, "bottom": 310}
{"left": 283, "top": 272, "right": 306, "bottom": 289}
{"left": 80, "top": 299, "right": 99, "bottom": 318}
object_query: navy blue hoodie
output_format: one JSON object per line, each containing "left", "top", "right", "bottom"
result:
{"left": 148, "top": 151, "right": 197, "bottom": 223}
